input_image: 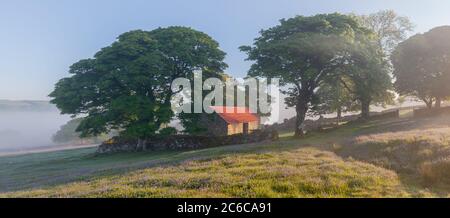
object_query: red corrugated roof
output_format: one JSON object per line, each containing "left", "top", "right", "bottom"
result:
{"left": 210, "top": 106, "right": 259, "bottom": 124}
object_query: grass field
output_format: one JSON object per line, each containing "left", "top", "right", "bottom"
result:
{"left": 2, "top": 115, "right": 450, "bottom": 197}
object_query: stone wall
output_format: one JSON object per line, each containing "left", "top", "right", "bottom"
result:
{"left": 96, "top": 129, "right": 279, "bottom": 154}
{"left": 267, "top": 110, "right": 401, "bottom": 133}
{"left": 369, "top": 109, "right": 399, "bottom": 120}
{"left": 266, "top": 114, "right": 360, "bottom": 132}
{"left": 413, "top": 107, "right": 450, "bottom": 118}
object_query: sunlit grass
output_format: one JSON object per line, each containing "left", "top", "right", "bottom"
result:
{"left": 4, "top": 115, "right": 450, "bottom": 197}
{"left": 0, "top": 147, "right": 416, "bottom": 198}
{"left": 340, "top": 127, "right": 450, "bottom": 190}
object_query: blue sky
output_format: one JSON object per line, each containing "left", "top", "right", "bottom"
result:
{"left": 1, "top": 0, "right": 450, "bottom": 100}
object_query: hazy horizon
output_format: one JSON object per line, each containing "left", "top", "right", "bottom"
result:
{"left": 0, "top": 101, "right": 70, "bottom": 151}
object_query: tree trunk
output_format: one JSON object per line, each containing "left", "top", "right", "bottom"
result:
{"left": 294, "top": 99, "right": 308, "bottom": 137}
{"left": 424, "top": 98, "right": 433, "bottom": 109}
{"left": 136, "top": 138, "right": 147, "bottom": 151}
{"left": 360, "top": 99, "right": 371, "bottom": 120}
{"left": 435, "top": 96, "right": 441, "bottom": 108}
{"left": 336, "top": 107, "right": 342, "bottom": 125}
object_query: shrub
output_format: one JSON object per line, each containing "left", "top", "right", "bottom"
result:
{"left": 419, "top": 158, "right": 450, "bottom": 185}
{"left": 159, "top": 127, "right": 177, "bottom": 136}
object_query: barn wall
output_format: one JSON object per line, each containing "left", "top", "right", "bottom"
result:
{"left": 227, "top": 123, "right": 243, "bottom": 135}
{"left": 248, "top": 120, "right": 260, "bottom": 132}
{"left": 227, "top": 120, "right": 260, "bottom": 135}
{"left": 202, "top": 113, "right": 261, "bottom": 136}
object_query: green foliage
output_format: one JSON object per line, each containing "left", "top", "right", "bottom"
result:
{"left": 52, "top": 118, "right": 111, "bottom": 144}
{"left": 342, "top": 35, "right": 395, "bottom": 118}
{"left": 240, "top": 13, "right": 375, "bottom": 135}
{"left": 50, "top": 27, "right": 227, "bottom": 139}
{"left": 312, "top": 76, "right": 357, "bottom": 117}
{"left": 159, "top": 127, "right": 178, "bottom": 136}
{"left": 349, "top": 10, "right": 413, "bottom": 118}
{"left": 392, "top": 26, "right": 450, "bottom": 108}
{"left": 309, "top": 10, "right": 412, "bottom": 120}
{"left": 52, "top": 118, "right": 83, "bottom": 143}
{"left": 358, "top": 10, "right": 414, "bottom": 54}
{"left": 178, "top": 72, "right": 273, "bottom": 135}
{"left": 178, "top": 112, "right": 209, "bottom": 135}
{"left": 176, "top": 72, "right": 229, "bottom": 135}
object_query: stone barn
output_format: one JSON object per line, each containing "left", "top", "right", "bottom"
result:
{"left": 202, "top": 106, "right": 261, "bottom": 136}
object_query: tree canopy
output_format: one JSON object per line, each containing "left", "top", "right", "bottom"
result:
{"left": 50, "top": 27, "right": 227, "bottom": 142}
{"left": 392, "top": 26, "right": 450, "bottom": 108}
{"left": 359, "top": 10, "right": 414, "bottom": 54}
{"left": 312, "top": 11, "right": 413, "bottom": 121}
{"left": 312, "top": 75, "right": 357, "bottom": 121}
{"left": 52, "top": 118, "right": 112, "bottom": 145}
{"left": 240, "top": 13, "right": 378, "bottom": 136}
{"left": 342, "top": 35, "right": 394, "bottom": 118}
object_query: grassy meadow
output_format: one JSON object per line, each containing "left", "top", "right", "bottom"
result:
{"left": 2, "top": 114, "right": 450, "bottom": 197}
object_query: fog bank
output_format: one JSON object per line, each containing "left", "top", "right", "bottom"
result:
{"left": 0, "top": 101, "right": 70, "bottom": 152}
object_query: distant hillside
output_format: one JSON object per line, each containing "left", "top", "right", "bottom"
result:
{"left": 0, "top": 100, "right": 57, "bottom": 112}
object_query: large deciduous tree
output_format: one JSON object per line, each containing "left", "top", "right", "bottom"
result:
{"left": 52, "top": 118, "right": 113, "bottom": 145}
{"left": 240, "top": 13, "right": 372, "bottom": 137}
{"left": 342, "top": 36, "right": 394, "bottom": 119}
{"left": 359, "top": 10, "right": 414, "bottom": 54}
{"left": 312, "top": 75, "right": 357, "bottom": 123}
{"left": 346, "top": 10, "right": 413, "bottom": 118}
{"left": 50, "top": 27, "right": 227, "bottom": 147}
{"left": 316, "top": 33, "right": 394, "bottom": 120}
{"left": 392, "top": 26, "right": 450, "bottom": 108}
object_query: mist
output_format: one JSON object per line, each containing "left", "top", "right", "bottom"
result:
{"left": 0, "top": 102, "right": 71, "bottom": 152}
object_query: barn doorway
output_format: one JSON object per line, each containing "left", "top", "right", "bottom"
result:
{"left": 243, "top": 123, "right": 249, "bottom": 134}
